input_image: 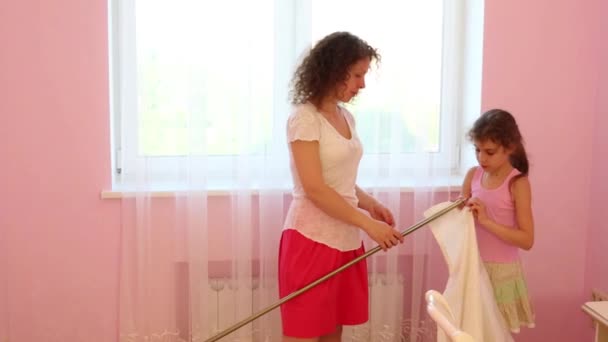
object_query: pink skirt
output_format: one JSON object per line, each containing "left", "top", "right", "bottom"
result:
{"left": 278, "top": 229, "right": 369, "bottom": 338}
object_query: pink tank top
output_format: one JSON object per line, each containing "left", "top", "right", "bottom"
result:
{"left": 471, "top": 166, "right": 521, "bottom": 262}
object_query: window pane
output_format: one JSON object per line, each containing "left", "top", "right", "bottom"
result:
{"left": 311, "top": 0, "right": 444, "bottom": 153}
{"left": 135, "top": 0, "right": 275, "bottom": 156}
{"left": 132, "top": 0, "right": 444, "bottom": 157}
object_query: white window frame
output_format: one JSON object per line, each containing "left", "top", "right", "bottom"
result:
{"left": 108, "top": 0, "right": 484, "bottom": 191}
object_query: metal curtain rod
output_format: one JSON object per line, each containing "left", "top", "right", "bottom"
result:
{"left": 204, "top": 198, "right": 466, "bottom": 342}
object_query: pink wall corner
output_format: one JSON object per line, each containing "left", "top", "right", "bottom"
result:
{"left": 482, "top": 0, "right": 602, "bottom": 340}
{"left": 585, "top": 0, "right": 608, "bottom": 301}
{"left": 0, "top": 1, "right": 121, "bottom": 342}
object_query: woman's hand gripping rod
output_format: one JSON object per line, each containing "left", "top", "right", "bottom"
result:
{"left": 204, "top": 198, "right": 466, "bottom": 342}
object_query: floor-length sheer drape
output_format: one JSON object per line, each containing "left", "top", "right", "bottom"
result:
{"left": 115, "top": 1, "right": 466, "bottom": 340}
{"left": 340, "top": 110, "right": 460, "bottom": 342}
{"left": 118, "top": 105, "right": 291, "bottom": 342}
{"left": 116, "top": 1, "right": 291, "bottom": 339}
{"left": 117, "top": 157, "right": 458, "bottom": 342}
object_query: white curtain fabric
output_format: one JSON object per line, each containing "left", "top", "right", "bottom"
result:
{"left": 115, "top": 1, "right": 464, "bottom": 341}
{"left": 425, "top": 202, "right": 513, "bottom": 342}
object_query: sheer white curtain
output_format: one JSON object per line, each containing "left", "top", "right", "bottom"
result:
{"left": 115, "top": 1, "right": 290, "bottom": 340}
{"left": 321, "top": 2, "right": 467, "bottom": 339}
{"left": 113, "top": 0, "right": 481, "bottom": 341}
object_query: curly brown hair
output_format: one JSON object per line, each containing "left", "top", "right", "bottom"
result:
{"left": 468, "top": 109, "right": 529, "bottom": 176}
{"left": 289, "top": 32, "right": 380, "bottom": 105}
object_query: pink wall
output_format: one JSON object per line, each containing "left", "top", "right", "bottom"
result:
{"left": 482, "top": 0, "right": 603, "bottom": 340}
{"left": 0, "top": 0, "right": 603, "bottom": 341}
{"left": 0, "top": 1, "right": 121, "bottom": 341}
{"left": 585, "top": 0, "right": 608, "bottom": 301}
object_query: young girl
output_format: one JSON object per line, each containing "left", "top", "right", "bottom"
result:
{"left": 278, "top": 32, "right": 404, "bottom": 342}
{"left": 461, "top": 109, "right": 536, "bottom": 333}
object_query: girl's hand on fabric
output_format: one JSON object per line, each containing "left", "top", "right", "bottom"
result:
{"left": 454, "top": 195, "right": 470, "bottom": 210}
{"left": 467, "top": 197, "right": 491, "bottom": 226}
{"left": 364, "top": 220, "right": 404, "bottom": 251}
{"left": 368, "top": 203, "right": 395, "bottom": 227}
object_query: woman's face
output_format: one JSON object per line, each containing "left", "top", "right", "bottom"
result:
{"left": 335, "top": 57, "right": 371, "bottom": 102}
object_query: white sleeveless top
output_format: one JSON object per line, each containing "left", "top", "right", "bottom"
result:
{"left": 283, "top": 102, "right": 364, "bottom": 251}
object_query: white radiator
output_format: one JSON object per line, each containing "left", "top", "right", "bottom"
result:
{"left": 204, "top": 274, "right": 435, "bottom": 342}
{"left": 205, "top": 277, "right": 280, "bottom": 341}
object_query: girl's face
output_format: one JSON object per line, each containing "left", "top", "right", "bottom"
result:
{"left": 474, "top": 139, "right": 513, "bottom": 174}
{"left": 335, "top": 57, "right": 370, "bottom": 102}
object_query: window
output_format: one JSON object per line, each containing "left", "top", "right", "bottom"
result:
{"left": 109, "top": 0, "right": 483, "bottom": 191}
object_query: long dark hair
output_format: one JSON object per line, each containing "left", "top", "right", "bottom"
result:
{"left": 289, "top": 31, "right": 380, "bottom": 105}
{"left": 468, "top": 109, "right": 529, "bottom": 176}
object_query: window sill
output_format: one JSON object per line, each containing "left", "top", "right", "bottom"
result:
{"left": 100, "top": 175, "right": 463, "bottom": 199}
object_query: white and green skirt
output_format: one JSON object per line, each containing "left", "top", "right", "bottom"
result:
{"left": 484, "top": 261, "right": 536, "bottom": 333}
